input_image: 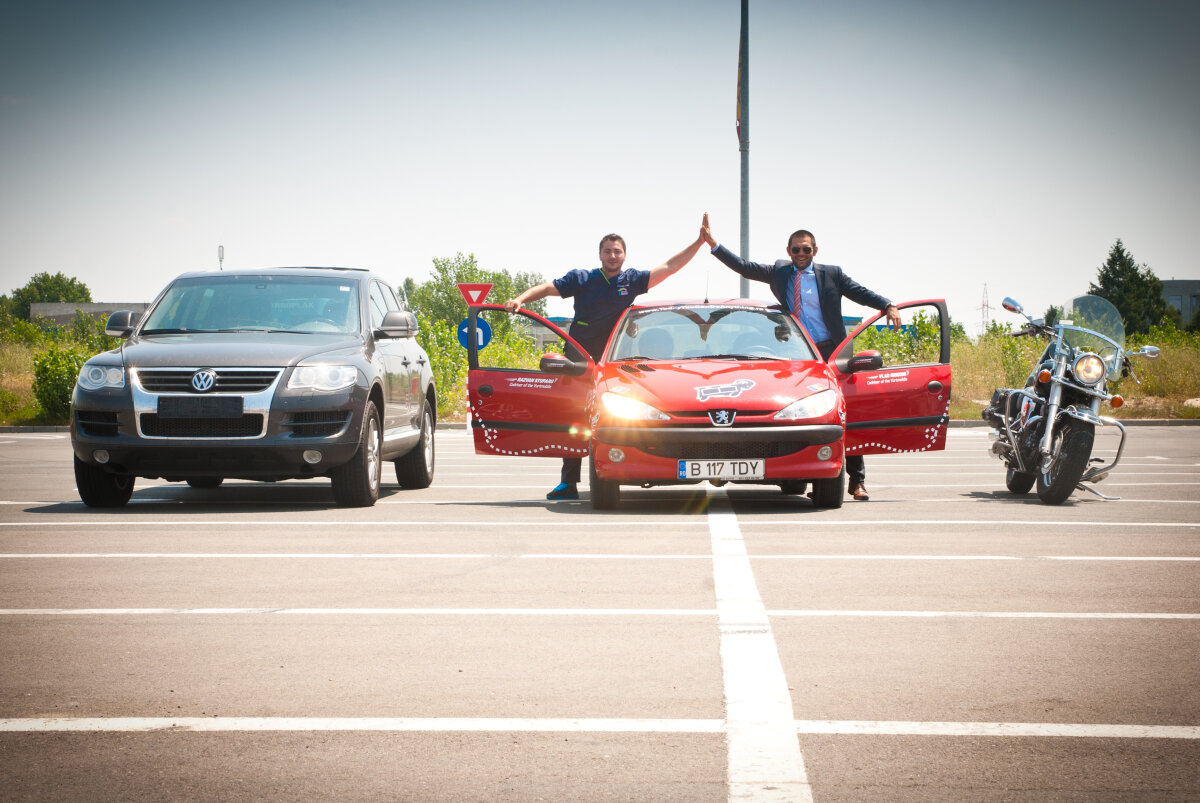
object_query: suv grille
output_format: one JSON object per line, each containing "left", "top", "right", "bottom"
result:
{"left": 75, "top": 410, "right": 120, "bottom": 437}
{"left": 139, "top": 413, "right": 265, "bottom": 438}
{"left": 285, "top": 410, "right": 351, "bottom": 438}
{"left": 136, "top": 369, "right": 280, "bottom": 393}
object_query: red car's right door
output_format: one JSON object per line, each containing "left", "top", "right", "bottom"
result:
{"left": 828, "top": 300, "right": 952, "bottom": 456}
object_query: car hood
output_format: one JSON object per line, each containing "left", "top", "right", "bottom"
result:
{"left": 597, "top": 359, "right": 834, "bottom": 411}
{"left": 118, "top": 332, "right": 363, "bottom": 368}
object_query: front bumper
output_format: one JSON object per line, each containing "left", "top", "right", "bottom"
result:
{"left": 591, "top": 423, "right": 845, "bottom": 484}
{"left": 70, "top": 381, "right": 368, "bottom": 481}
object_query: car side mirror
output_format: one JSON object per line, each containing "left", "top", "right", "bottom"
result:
{"left": 846, "top": 350, "right": 883, "bottom": 373}
{"left": 377, "top": 310, "right": 417, "bottom": 339}
{"left": 105, "top": 310, "right": 136, "bottom": 338}
{"left": 539, "top": 353, "right": 587, "bottom": 376}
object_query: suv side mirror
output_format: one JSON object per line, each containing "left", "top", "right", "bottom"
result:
{"left": 105, "top": 310, "right": 136, "bottom": 338}
{"left": 539, "top": 353, "right": 588, "bottom": 376}
{"left": 377, "top": 310, "right": 417, "bottom": 339}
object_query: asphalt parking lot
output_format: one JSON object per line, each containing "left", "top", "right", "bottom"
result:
{"left": 1, "top": 426, "right": 1197, "bottom": 801}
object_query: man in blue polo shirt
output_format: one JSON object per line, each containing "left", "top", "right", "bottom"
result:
{"left": 505, "top": 226, "right": 705, "bottom": 500}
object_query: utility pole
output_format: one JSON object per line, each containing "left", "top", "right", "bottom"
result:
{"left": 738, "top": 0, "right": 750, "bottom": 298}
{"left": 218, "top": 245, "right": 224, "bottom": 271}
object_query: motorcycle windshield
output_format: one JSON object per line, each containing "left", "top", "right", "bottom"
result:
{"left": 1060, "top": 295, "right": 1125, "bottom": 379}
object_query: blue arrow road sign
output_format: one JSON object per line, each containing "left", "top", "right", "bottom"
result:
{"left": 457, "top": 317, "right": 492, "bottom": 350}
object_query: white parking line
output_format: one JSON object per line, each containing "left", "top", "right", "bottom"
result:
{"left": 1, "top": 519, "right": 1196, "bottom": 528}
{"left": 1, "top": 608, "right": 1193, "bottom": 619}
{"left": 1, "top": 553, "right": 1197, "bottom": 561}
{"left": 0, "top": 717, "right": 1194, "bottom": 739}
{"left": 708, "top": 491, "right": 812, "bottom": 801}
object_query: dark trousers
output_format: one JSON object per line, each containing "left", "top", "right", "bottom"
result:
{"left": 815, "top": 339, "right": 866, "bottom": 486}
{"left": 561, "top": 457, "right": 583, "bottom": 485}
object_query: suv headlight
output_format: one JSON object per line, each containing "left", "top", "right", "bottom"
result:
{"left": 601, "top": 391, "right": 669, "bottom": 421}
{"left": 774, "top": 389, "right": 837, "bottom": 420}
{"left": 77, "top": 363, "right": 125, "bottom": 390}
{"left": 1073, "top": 354, "right": 1105, "bottom": 386}
{"left": 288, "top": 364, "right": 358, "bottom": 391}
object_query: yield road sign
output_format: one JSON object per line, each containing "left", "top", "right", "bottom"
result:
{"left": 457, "top": 283, "right": 493, "bottom": 305}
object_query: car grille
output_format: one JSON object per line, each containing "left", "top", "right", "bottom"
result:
{"left": 75, "top": 410, "right": 120, "bottom": 437}
{"left": 640, "top": 440, "right": 805, "bottom": 460}
{"left": 139, "top": 413, "right": 265, "bottom": 438}
{"left": 284, "top": 410, "right": 351, "bottom": 438}
{"left": 136, "top": 368, "right": 281, "bottom": 393}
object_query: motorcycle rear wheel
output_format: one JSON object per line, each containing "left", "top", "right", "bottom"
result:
{"left": 1036, "top": 418, "right": 1095, "bottom": 505}
{"left": 1005, "top": 467, "right": 1035, "bottom": 495}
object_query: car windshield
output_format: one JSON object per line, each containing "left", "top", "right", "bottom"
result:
{"left": 140, "top": 275, "right": 361, "bottom": 334}
{"left": 607, "top": 305, "right": 817, "bottom": 362}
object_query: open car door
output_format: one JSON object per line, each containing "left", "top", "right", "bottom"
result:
{"left": 466, "top": 304, "right": 594, "bottom": 459}
{"left": 828, "top": 299, "right": 952, "bottom": 456}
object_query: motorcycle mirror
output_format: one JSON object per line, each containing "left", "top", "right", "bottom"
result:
{"left": 1133, "top": 345, "right": 1161, "bottom": 360}
{"left": 1001, "top": 297, "right": 1023, "bottom": 314}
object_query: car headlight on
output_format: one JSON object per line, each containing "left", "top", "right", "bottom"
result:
{"left": 1073, "top": 354, "right": 1105, "bottom": 386}
{"left": 601, "top": 391, "right": 669, "bottom": 421}
{"left": 774, "top": 389, "right": 837, "bottom": 421}
{"left": 288, "top": 364, "right": 358, "bottom": 391}
{"left": 77, "top": 363, "right": 125, "bottom": 390}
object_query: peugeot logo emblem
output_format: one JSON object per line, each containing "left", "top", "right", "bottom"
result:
{"left": 709, "top": 409, "right": 736, "bottom": 427}
{"left": 191, "top": 369, "right": 217, "bottom": 392}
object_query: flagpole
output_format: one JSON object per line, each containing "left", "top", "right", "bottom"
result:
{"left": 738, "top": 0, "right": 750, "bottom": 298}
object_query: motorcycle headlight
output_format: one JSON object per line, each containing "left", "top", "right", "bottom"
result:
{"left": 77, "top": 363, "right": 125, "bottom": 391}
{"left": 774, "top": 389, "right": 837, "bottom": 421}
{"left": 1073, "top": 354, "right": 1105, "bottom": 386}
{"left": 601, "top": 391, "right": 669, "bottom": 421}
{"left": 288, "top": 364, "right": 358, "bottom": 391}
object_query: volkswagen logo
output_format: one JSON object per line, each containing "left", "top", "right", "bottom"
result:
{"left": 708, "top": 409, "right": 736, "bottom": 427}
{"left": 191, "top": 369, "right": 217, "bottom": 392}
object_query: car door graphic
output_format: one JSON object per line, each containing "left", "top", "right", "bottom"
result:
{"left": 828, "top": 299, "right": 952, "bottom": 455}
{"left": 466, "top": 305, "right": 594, "bottom": 458}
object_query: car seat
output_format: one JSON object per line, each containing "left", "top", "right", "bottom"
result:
{"left": 638, "top": 329, "right": 675, "bottom": 360}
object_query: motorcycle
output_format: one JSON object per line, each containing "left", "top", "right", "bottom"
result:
{"left": 982, "top": 294, "right": 1159, "bottom": 504}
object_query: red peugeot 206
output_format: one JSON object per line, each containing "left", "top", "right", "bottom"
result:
{"left": 466, "top": 298, "right": 951, "bottom": 510}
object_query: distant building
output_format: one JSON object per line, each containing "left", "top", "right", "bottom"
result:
{"left": 29, "top": 302, "right": 150, "bottom": 326}
{"left": 1162, "top": 280, "right": 1200, "bottom": 326}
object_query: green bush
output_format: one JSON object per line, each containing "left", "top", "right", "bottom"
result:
{"left": 32, "top": 344, "right": 88, "bottom": 422}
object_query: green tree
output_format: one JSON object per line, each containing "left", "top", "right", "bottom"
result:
{"left": 8, "top": 272, "right": 92, "bottom": 322}
{"left": 1088, "top": 240, "right": 1179, "bottom": 335}
{"left": 407, "top": 253, "right": 546, "bottom": 329}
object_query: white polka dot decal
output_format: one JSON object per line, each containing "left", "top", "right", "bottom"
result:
{"left": 469, "top": 397, "right": 589, "bottom": 457}
{"left": 844, "top": 399, "right": 950, "bottom": 455}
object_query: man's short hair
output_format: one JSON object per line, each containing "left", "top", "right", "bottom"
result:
{"left": 599, "top": 233, "right": 626, "bottom": 252}
{"left": 787, "top": 229, "right": 817, "bottom": 248}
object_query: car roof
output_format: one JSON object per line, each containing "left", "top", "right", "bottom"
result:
{"left": 170, "top": 267, "right": 374, "bottom": 281}
{"left": 628, "top": 298, "right": 781, "bottom": 311}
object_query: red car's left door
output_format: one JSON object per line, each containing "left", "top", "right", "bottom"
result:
{"left": 828, "top": 299, "right": 952, "bottom": 456}
{"left": 466, "top": 305, "right": 594, "bottom": 459}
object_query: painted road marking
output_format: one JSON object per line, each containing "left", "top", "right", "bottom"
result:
{"left": 708, "top": 491, "right": 812, "bottom": 802}
{"left": 0, "top": 718, "right": 1194, "bottom": 739}
{"left": 0, "top": 608, "right": 1195, "bottom": 618}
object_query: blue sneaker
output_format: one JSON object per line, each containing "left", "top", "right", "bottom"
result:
{"left": 546, "top": 482, "right": 579, "bottom": 500}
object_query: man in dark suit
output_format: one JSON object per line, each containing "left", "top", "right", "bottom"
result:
{"left": 700, "top": 214, "right": 900, "bottom": 501}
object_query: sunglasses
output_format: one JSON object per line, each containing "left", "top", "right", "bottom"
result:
{"left": 789, "top": 245, "right": 814, "bottom": 255}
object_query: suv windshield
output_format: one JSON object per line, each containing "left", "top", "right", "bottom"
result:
{"left": 608, "top": 305, "right": 816, "bottom": 362}
{"left": 141, "top": 274, "right": 361, "bottom": 334}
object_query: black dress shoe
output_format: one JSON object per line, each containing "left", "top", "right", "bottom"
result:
{"left": 848, "top": 482, "right": 869, "bottom": 501}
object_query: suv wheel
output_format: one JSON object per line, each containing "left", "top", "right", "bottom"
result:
{"left": 394, "top": 401, "right": 435, "bottom": 489}
{"left": 331, "top": 402, "right": 381, "bottom": 507}
{"left": 74, "top": 455, "right": 135, "bottom": 508}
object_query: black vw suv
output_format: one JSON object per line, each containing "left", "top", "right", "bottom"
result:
{"left": 70, "top": 267, "right": 436, "bottom": 507}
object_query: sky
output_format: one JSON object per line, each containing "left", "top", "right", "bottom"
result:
{"left": 2, "top": 0, "right": 1197, "bottom": 334}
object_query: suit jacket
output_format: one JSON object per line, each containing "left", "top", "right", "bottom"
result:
{"left": 711, "top": 244, "right": 891, "bottom": 344}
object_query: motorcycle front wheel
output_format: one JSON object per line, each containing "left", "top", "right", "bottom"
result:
{"left": 1036, "top": 418, "right": 1095, "bottom": 505}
